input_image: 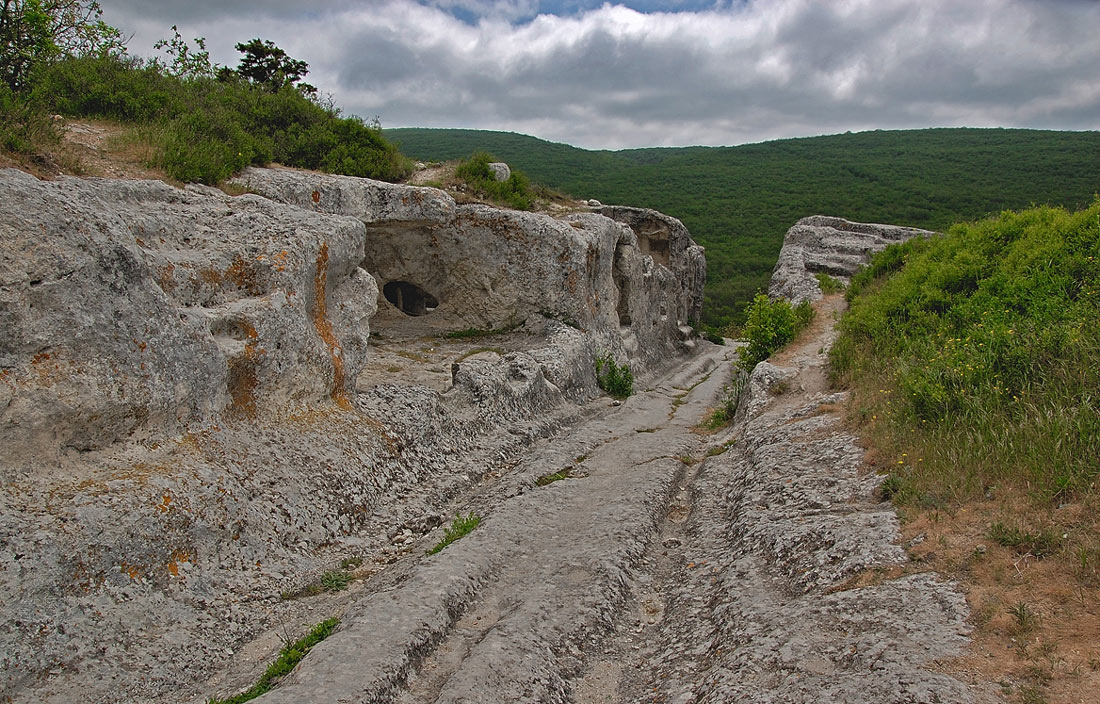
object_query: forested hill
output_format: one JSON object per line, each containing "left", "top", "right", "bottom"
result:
{"left": 386, "top": 127, "right": 1100, "bottom": 329}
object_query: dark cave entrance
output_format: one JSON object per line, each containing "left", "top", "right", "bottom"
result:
{"left": 383, "top": 281, "right": 439, "bottom": 316}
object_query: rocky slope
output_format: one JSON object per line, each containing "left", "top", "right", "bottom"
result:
{"left": 0, "top": 166, "right": 705, "bottom": 703}
{"left": 768, "top": 215, "right": 933, "bottom": 303}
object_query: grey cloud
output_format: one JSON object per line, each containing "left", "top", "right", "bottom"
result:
{"left": 98, "top": 0, "right": 1100, "bottom": 149}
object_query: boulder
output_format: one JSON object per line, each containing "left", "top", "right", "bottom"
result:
{"left": 0, "top": 169, "right": 373, "bottom": 464}
{"left": 768, "top": 215, "right": 933, "bottom": 304}
{"left": 487, "top": 162, "right": 511, "bottom": 181}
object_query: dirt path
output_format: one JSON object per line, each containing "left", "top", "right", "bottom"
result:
{"left": 227, "top": 297, "right": 997, "bottom": 703}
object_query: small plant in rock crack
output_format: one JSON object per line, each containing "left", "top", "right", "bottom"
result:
{"left": 702, "top": 373, "right": 746, "bottom": 430}
{"left": 595, "top": 353, "right": 633, "bottom": 400}
{"left": 207, "top": 617, "right": 339, "bottom": 704}
{"left": 427, "top": 512, "right": 481, "bottom": 555}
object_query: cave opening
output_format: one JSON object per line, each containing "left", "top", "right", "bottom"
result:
{"left": 383, "top": 280, "right": 439, "bottom": 316}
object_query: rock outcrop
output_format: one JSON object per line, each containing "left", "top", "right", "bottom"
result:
{"left": 768, "top": 215, "right": 933, "bottom": 303}
{"left": 0, "top": 165, "right": 706, "bottom": 703}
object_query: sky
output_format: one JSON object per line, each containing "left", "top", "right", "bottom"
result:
{"left": 95, "top": 0, "right": 1100, "bottom": 150}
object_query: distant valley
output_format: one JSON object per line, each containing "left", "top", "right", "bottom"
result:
{"left": 388, "top": 127, "right": 1100, "bottom": 328}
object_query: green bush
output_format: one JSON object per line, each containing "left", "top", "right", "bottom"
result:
{"left": 24, "top": 54, "right": 411, "bottom": 184}
{"left": 595, "top": 353, "right": 634, "bottom": 399}
{"left": 832, "top": 201, "right": 1100, "bottom": 501}
{"left": 737, "top": 294, "right": 814, "bottom": 371}
{"left": 456, "top": 151, "right": 535, "bottom": 210}
{"left": 0, "top": 83, "right": 57, "bottom": 154}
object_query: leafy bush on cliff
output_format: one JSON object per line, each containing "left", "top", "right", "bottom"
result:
{"left": 31, "top": 54, "right": 411, "bottom": 183}
{"left": 595, "top": 353, "right": 634, "bottom": 400}
{"left": 831, "top": 201, "right": 1100, "bottom": 503}
{"left": 737, "top": 294, "right": 814, "bottom": 371}
{"left": 455, "top": 151, "right": 535, "bottom": 210}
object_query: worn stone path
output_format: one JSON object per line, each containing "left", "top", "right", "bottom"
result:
{"left": 247, "top": 297, "right": 996, "bottom": 704}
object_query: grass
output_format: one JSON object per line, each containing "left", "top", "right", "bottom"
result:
{"left": 832, "top": 201, "right": 1100, "bottom": 703}
{"left": 426, "top": 512, "right": 481, "bottom": 555}
{"left": 455, "top": 346, "right": 506, "bottom": 362}
{"left": 815, "top": 272, "right": 845, "bottom": 294}
{"left": 700, "top": 374, "right": 746, "bottom": 430}
{"left": 280, "top": 568, "right": 354, "bottom": 600}
{"left": 536, "top": 468, "right": 573, "bottom": 486}
{"left": 988, "top": 523, "right": 1064, "bottom": 558}
{"left": 6, "top": 53, "right": 411, "bottom": 185}
{"left": 831, "top": 201, "right": 1100, "bottom": 507}
{"left": 208, "top": 617, "right": 339, "bottom": 704}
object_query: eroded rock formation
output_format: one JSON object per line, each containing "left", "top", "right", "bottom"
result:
{"left": 0, "top": 165, "right": 706, "bottom": 703}
{"left": 768, "top": 215, "right": 933, "bottom": 303}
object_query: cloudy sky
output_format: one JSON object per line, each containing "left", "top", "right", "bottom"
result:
{"left": 95, "top": 0, "right": 1100, "bottom": 149}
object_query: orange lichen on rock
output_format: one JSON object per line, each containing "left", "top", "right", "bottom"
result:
{"left": 311, "top": 241, "right": 351, "bottom": 409}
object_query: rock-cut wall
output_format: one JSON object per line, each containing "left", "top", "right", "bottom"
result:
{"left": 768, "top": 215, "right": 934, "bottom": 304}
{"left": 0, "top": 166, "right": 706, "bottom": 704}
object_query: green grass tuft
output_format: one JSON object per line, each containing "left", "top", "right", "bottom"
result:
{"left": 427, "top": 512, "right": 481, "bottom": 555}
{"left": 208, "top": 617, "right": 339, "bottom": 704}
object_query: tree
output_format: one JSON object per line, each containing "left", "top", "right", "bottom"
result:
{"left": 0, "top": 0, "right": 125, "bottom": 91}
{"left": 232, "top": 38, "right": 310, "bottom": 93}
{"left": 153, "top": 24, "right": 214, "bottom": 79}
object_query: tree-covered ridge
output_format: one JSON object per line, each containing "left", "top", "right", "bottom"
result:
{"left": 389, "top": 127, "right": 1100, "bottom": 329}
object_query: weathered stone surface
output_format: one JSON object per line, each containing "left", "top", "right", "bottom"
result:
{"left": 768, "top": 215, "right": 933, "bottom": 303}
{"left": 597, "top": 205, "right": 706, "bottom": 325}
{"left": 0, "top": 166, "right": 709, "bottom": 704}
{"left": 235, "top": 167, "right": 707, "bottom": 368}
{"left": 487, "top": 162, "right": 511, "bottom": 181}
{"left": 0, "top": 169, "right": 370, "bottom": 464}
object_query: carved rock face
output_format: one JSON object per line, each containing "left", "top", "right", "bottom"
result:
{"left": 234, "top": 168, "right": 708, "bottom": 367}
{"left": 768, "top": 215, "right": 933, "bottom": 304}
{"left": 0, "top": 170, "right": 374, "bottom": 463}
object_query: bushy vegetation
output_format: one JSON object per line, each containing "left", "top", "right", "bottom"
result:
{"left": 390, "top": 127, "right": 1100, "bottom": 329}
{"left": 595, "top": 353, "right": 634, "bottom": 400}
{"left": 737, "top": 294, "right": 814, "bottom": 371}
{"left": 831, "top": 201, "right": 1100, "bottom": 504}
{"left": 1, "top": 4, "right": 410, "bottom": 184}
{"left": 28, "top": 53, "right": 410, "bottom": 183}
{"left": 209, "top": 617, "right": 339, "bottom": 704}
{"left": 454, "top": 151, "right": 535, "bottom": 210}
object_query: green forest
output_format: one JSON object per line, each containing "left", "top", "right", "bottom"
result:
{"left": 388, "top": 127, "right": 1100, "bottom": 329}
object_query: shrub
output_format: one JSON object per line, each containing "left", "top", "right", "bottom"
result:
{"left": 595, "top": 353, "right": 633, "bottom": 399}
{"left": 737, "top": 294, "right": 814, "bottom": 371}
{"left": 832, "top": 201, "right": 1100, "bottom": 502}
{"left": 455, "top": 150, "right": 535, "bottom": 210}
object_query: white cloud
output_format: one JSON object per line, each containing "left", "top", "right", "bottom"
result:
{"left": 97, "top": 0, "right": 1100, "bottom": 149}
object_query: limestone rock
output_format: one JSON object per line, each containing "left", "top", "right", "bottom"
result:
{"left": 597, "top": 205, "right": 706, "bottom": 324}
{"left": 487, "top": 162, "right": 511, "bottom": 181}
{"left": 0, "top": 169, "right": 372, "bottom": 463}
{"left": 235, "top": 168, "right": 707, "bottom": 368}
{"left": 768, "top": 215, "right": 933, "bottom": 304}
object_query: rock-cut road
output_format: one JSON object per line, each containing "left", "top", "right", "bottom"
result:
{"left": 251, "top": 297, "right": 995, "bottom": 704}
